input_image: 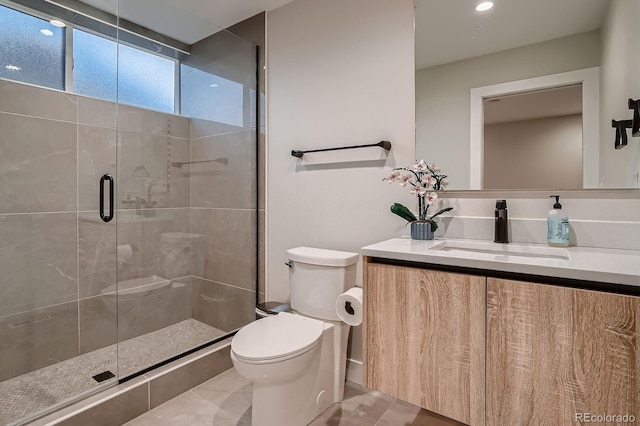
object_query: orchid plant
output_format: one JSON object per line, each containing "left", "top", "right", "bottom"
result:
{"left": 383, "top": 160, "right": 453, "bottom": 231}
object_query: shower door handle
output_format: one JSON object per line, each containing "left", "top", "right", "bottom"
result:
{"left": 100, "top": 174, "right": 114, "bottom": 223}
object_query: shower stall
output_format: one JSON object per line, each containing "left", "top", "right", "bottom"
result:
{"left": 0, "top": 0, "right": 261, "bottom": 424}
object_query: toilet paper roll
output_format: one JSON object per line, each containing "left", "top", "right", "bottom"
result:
{"left": 117, "top": 244, "right": 133, "bottom": 263}
{"left": 335, "top": 287, "right": 363, "bottom": 326}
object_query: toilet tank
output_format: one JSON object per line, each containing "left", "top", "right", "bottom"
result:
{"left": 286, "top": 247, "right": 358, "bottom": 321}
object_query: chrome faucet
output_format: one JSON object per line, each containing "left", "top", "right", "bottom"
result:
{"left": 494, "top": 200, "right": 509, "bottom": 243}
{"left": 121, "top": 179, "right": 158, "bottom": 217}
{"left": 141, "top": 178, "right": 158, "bottom": 216}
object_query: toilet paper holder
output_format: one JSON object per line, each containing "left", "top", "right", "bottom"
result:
{"left": 335, "top": 287, "right": 363, "bottom": 326}
{"left": 344, "top": 301, "right": 355, "bottom": 315}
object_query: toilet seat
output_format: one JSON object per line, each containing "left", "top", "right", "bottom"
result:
{"left": 231, "top": 312, "right": 324, "bottom": 364}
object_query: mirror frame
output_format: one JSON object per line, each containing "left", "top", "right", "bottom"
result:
{"left": 469, "top": 67, "right": 600, "bottom": 190}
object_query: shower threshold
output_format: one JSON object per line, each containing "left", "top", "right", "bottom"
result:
{"left": 0, "top": 319, "right": 225, "bottom": 426}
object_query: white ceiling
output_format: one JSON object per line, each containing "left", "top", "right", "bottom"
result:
{"left": 80, "top": 0, "right": 611, "bottom": 65}
{"left": 173, "top": 0, "right": 295, "bottom": 32}
{"left": 415, "top": 0, "right": 611, "bottom": 70}
{"left": 80, "top": 0, "right": 296, "bottom": 44}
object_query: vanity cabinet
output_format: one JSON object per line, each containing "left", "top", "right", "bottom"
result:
{"left": 364, "top": 259, "right": 640, "bottom": 426}
{"left": 363, "top": 261, "right": 485, "bottom": 425}
{"left": 487, "top": 278, "right": 640, "bottom": 425}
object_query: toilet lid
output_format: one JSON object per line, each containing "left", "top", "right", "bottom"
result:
{"left": 231, "top": 313, "right": 324, "bottom": 362}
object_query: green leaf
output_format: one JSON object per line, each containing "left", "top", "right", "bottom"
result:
{"left": 428, "top": 207, "right": 453, "bottom": 220}
{"left": 430, "top": 221, "right": 438, "bottom": 232}
{"left": 390, "top": 203, "right": 417, "bottom": 222}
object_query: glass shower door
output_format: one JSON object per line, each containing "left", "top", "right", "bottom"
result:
{"left": 0, "top": 0, "right": 261, "bottom": 422}
{"left": 0, "top": 0, "right": 119, "bottom": 424}
{"left": 113, "top": 5, "right": 259, "bottom": 378}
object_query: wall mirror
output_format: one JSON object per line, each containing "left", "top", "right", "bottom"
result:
{"left": 415, "top": 0, "right": 640, "bottom": 190}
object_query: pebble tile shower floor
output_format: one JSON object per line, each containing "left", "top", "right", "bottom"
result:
{"left": 0, "top": 319, "right": 224, "bottom": 425}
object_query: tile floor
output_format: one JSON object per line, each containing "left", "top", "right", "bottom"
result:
{"left": 124, "top": 368, "right": 464, "bottom": 426}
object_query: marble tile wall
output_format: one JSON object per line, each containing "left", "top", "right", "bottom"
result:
{"left": 189, "top": 130, "right": 256, "bottom": 209}
{"left": 189, "top": 208, "right": 256, "bottom": 291}
{"left": 0, "top": 79, "right": 83, "bottom": 381}
{"left": 189, "top": 277, "right": 255, "bottom": 332}
{"left": 186, "top": 12, "right": 265, "bottom": 319}
{"left": 0, "top": 302, "right": 79, "bottom": 382}
{"left": 0, "top": 78, "right": 198, "bottom": 382}
{"left": 87, "top": 100, "right": 194, "bottom": 355}
{"left": 0, "top": 113, "right": 77, "bottom": 213}
{"left": 187, "top": 123, "right": 259, "bottom": 330}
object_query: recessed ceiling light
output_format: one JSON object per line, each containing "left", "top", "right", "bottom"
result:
{"left": 49, "top": 19, "right": 66, "bottom": 28}
{"left": 475, "top": 1, "right": 494, "bottom": 12}
{"left": 5, "top": 65, "right": 21, "bottom": 71}
{"left": 209, "top": 83, "right": 219, "bottom": 88}
{"left": 40, "top": 29, "right": 53, "bottom": 36}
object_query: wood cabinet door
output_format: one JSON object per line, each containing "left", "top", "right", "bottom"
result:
{"left": 487, "top": 278, "right": 640, "bottom": 426}
{"left": 365, "top": 262, "right": 485, "bottom": 425}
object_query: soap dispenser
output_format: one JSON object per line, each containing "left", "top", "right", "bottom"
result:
{"left": 547, "top": 195, "right": 569, "bottom": 247}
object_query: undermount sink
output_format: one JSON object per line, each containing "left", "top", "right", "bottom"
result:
{"left": 429, "top": 240, "right": 571, "bottom": 261}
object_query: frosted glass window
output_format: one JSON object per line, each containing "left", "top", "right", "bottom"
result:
{"left": 1, "top": 6, "right": 176, "bottom": 113}
{"left": 181, "top": 66, "right": 243, "bottom": 126}
{"left": 73, "top": 29, "right": 117, "bottom": 101}
{"left": 118, "top": 43, "right": 175, "bottom": 113}
{"left": 0, "top": 5, "right": 65, "bottom": 89}
{"left": 73, "top": 29, "right": 175, "bottom": 113}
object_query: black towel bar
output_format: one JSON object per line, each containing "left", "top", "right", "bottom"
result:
{"left": 291, "top": 140, "right": 391, "bottom": 158}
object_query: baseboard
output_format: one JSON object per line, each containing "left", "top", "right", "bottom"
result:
{"left": 345, "top": 358, "right": 363, "bottom": 385}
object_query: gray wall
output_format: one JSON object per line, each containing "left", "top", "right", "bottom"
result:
{"left": 599, "top": 0, "right": 640, "bottom": 188}
{"left": 266, "top": 0, "right": 416, "bottom": 371}
{"left": 416, "top": 30, "right": 601, "bottom": 189}
{"left": 484, "top": 114, "right": 583, "bottom": 190}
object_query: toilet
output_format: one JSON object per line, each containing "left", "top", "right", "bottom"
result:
{"left": 230, "top": 247, "right": 359, "bottom": 426}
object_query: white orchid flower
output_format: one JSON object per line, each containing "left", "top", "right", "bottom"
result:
{"left": 422, "top": 175, "right": 436, "bottom": 187}
{"left": 398, "top": 174, "right": 412, "bottom": 187}
{"left": 428, "top": 162, "right": 441, "bottom": 173}
{"left": 426, "top": 192, "right": 438, "bottom": 205}
{"left": 385, "top": 171, "right": 401, "bottom": 183}
{"left": 441, "top": 180, "right": 449, "bottom": 187}
{"left": 411, "top": 159, "right": 428, "bottom": 172}
{"left": 410, "top": 185, "right": 427, "bottom": 196}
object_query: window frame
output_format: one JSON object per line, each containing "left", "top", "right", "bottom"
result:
{"left": 0, "top": 0, "right": 181, "bottom": 114}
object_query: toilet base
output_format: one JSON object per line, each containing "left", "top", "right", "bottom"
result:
{"left": 252, "top": 349, "right": 324, "bottom": 426}
{"left": 248, "top": 321, "right": 350, "bottom": 426}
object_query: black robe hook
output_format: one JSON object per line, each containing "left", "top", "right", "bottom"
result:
{"left": 612, "top": 119, "right": 633, "bottom": 149}
{"left": 628, "top": 98, "right": 640, "bottom": 137}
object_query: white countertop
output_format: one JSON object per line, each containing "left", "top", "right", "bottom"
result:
{"left": 361, "top": 237, "right": 640, "bottom": 287}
